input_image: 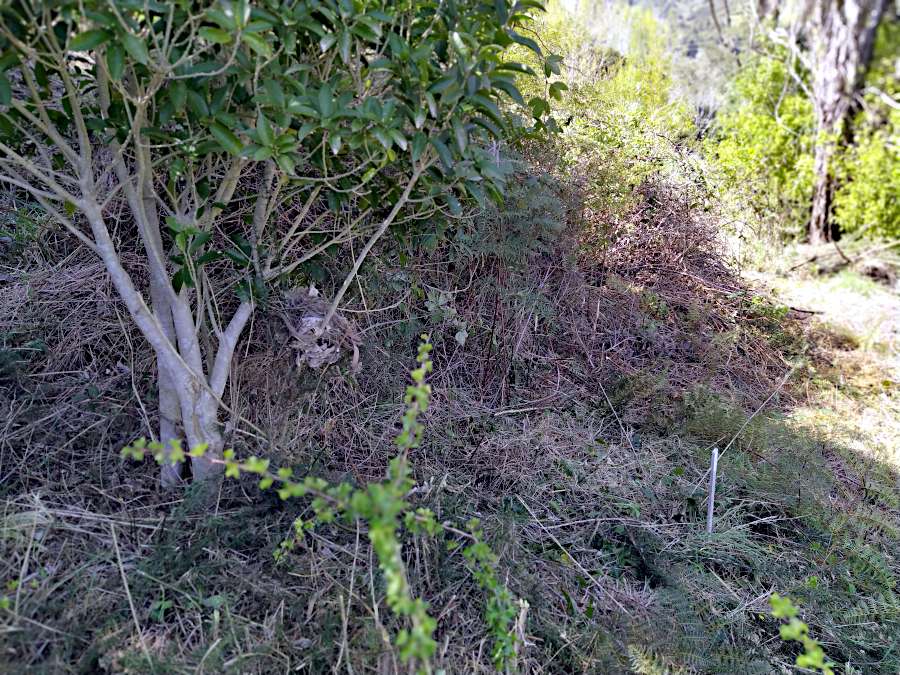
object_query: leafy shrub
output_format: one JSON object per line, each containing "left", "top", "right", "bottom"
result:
{"left": 834, "top": 16, "right": 900, "bottom": 238}
{"left": 706, "top": 53, "right": 815, "bottom": 237}
{"left": 833, "top": 117, "right": 900, "bottom": 238}
{"left": 833, "top": 22, "right": 900, "bottom": 239}
{"left": 709, "top": 19, "right": 898, "bottom": 244}
{"left": 514, "top": 3, "right": 694, "bottom": 212}
{"left": 0, "top": 0, "right": 557, "bottom": 483}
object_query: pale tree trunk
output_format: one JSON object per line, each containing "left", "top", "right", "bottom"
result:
{"left": 152, "top": 284, "right": 183, "bottom": 487}
{"left": 1, "top": 41, "right": 422, "bottom": 494}
{"left": 141, "top": 174, "right": 184, "bottom": 487}
{"left": 808, "top": 0, "right": 887, "bottom": 243}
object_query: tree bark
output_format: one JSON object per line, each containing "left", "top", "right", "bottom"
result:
{"left": 140, "top": 172, "right": 185, "bottom": 487}
{"left": 153, "top": 287, "right": 184, "bottom": 487}
{"left": 808, "top": 0, "right": 887, "bottom": 243}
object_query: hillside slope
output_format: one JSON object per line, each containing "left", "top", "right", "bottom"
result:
{"left": 2, "top": 180, "right": 898, "bottom": 673}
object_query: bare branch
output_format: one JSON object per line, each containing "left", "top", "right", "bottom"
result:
{"left": 209, "top": 301, "right": 254, "bottom": 397}
{"left": 321, "top": 162, "right": 427, "bottom": 328}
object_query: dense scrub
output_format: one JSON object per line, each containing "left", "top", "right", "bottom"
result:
{"left": 3, "top": 156, "right": 899, "bottom": 671}
{"left": 705, "top": 19, "right": 899, "bottom": 243}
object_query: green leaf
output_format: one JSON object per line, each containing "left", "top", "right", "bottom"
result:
{"left": 452, "top": 119, "right": 467, "bottom": 153}
{"left": 506, "top": 29, "right": 541, "bottom": 56}
{"left": 549, "top": 81, "right": 568, "bottom": 101}
{"left": 411, "top": 133, "right": 427, "bottom": 163}
{"left": 425, "top": 91, "right": 438, "bottom": 118}
{"left": 187, "top": 90, "right": 210, "bottom": 118}
{"left": 172, "top": 267, "right": 194, "bottom": 292}
{"left": 195, "top": 250, "right": 223, "bottom": 265}
{"left": 189, "top": 231, "right": 212, "bottom": 253}
{"left": 106, "top": 43, "right": 125, "bottom": 80}
{"left": 296, "top": 121, "right": 317, "bottom": 142}
{"left": 491, "top": 79, "right": 525, "bottom": 106}
{"left": 769, "top": 594, "right": 798, "bottom": 619}
{"left": 371, "top": 127, "right": 392, "bottom": 150}
{"left": 199, "top": 27, "right": 233, "bottom": 44}
{"left": 545, "top": 54, "right": 564, "bottom": 76}
{"left": 317, "top": 85, "right": 333, "bottom": 118}
{"left": 471, "top": 115, "right": 502, "bottom": 139}
{"left": 275, "top": 153, "right": 296, "bottom": 174}
{"left": 470, "top": 94, "right": 503, "bottom": 126}
{"left": 0, "top": 73, "right": 10, "bottom": 106}
{"left": 450, "top": 31, "right": 469, "bottom": 57}
{"left": 465, "top": 181, "right": 488, "bottom": 208}
{"left": 0, "top": 52, "right": 20, "bottom": 72}
{"left": 319, "top": 33, "right": 337, "bottom": 52}
{"left": 252, "top": 145, "right": 274, "bottom": 160}
{"left": 243, "top": 33, "right": 273, "bottom": 59}
{"left": 210, "top": 122, "right": 243, "bottom": 155}
{"left": 256, "top": 111, "right": 274, "bottom": 146}
{"left": 528, "top": 96, "right": 548, "bottom": 119}
{"left": 170, "top": 80, "right": 187, "bottom": 111}
{"left": 445, "top": 192, "right": 462, "bottom": 216}
{"left": 428, "top": 76, "right": 456, "bottom": 95}
{"left": 165, "top": 216, "right": 184, "bottom": 233}
{"left": 264, "top": 78, "right": 285, "bottom": 110}
{"left": 70, "top": 29, "right": 110, "bottom": 51}
{"left": 495, "top": 62, "right": 535, "bottom": 75}
{"left": 122, "top": 32, "right": 149, "bottom": 65}
{"left": 388, "top": 129, "right": 407, "bottom": 151}
{"left": 339, "top": 31, "right": 352, "bottom": 63}
{"left": 430, "top": 137, "right": 453, "bottom": 170}
{"left": 206, "top": 8, "right": 235, "bottom": 30}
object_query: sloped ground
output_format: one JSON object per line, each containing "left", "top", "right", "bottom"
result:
{"left": 1, "top": 185, "right": 899, "bottom": 673}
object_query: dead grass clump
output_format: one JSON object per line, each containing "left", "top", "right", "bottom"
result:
{"left": 2, "top": 173, "right": 898, "bottom": 673}
{"left": 572, "top": 182, "right": 796, "bottom": 414}
{"left": 0, "top": 246, "right": 151, "bottom": 500}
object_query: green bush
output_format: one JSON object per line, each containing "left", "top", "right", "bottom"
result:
{"left": 514, "top": 2, "right": 693, "bottom": 211}
{"left": 833, "top": 21, "right": 899, "bottom": 239}
{"left": 708, "top": 20, "right": 898, "bottom": 243}
{"left": 834, "top": 115, "right": 900, "bottom": 238}
{"left": 706, "top": 53, "right": 815, "bottom": 237}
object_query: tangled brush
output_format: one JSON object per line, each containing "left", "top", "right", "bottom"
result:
{"left": 274, "top": 285, "right": 362, "bottom": 372}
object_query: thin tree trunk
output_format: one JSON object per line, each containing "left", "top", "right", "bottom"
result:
{"left": 182, "top": 400, "right": 225, "bottom": 482}
{"left": 809, "top": 140, "right": 835, "bottom": 244}
{"left": 140, "top": 174, "right": 185, "bottom": 487}
{"left": 708, "top": 0, "right": 726, "bottom": 45}
{"left": 808, "top": 0, "right": 887, "bottom": 243}
{"left": 154, "top": 291, "right": 183, "bottom": 487}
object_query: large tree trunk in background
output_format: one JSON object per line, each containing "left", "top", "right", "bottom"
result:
{"left": 808, "top": 0, "right": 887, "bottom": 244}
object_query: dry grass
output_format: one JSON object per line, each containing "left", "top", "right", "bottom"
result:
{"left": 1, "top": 179, "right": 899, "bottom": 673}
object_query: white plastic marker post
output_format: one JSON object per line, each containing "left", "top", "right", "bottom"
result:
{"left": 706, "top": 447, "right": 719, "bottom": 534}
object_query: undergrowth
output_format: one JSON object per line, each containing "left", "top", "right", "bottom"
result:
{"left": 1, "top": 2, "right": 898, "bottom": 671}
{"left": 2, "top": 167, "right": 898, "bottom": 672}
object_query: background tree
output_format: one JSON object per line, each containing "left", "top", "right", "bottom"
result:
{"left": 0, "top": 0, "right": 551, "bottom": 486}
{"left": 807, "top": 0, "right": 887, "bottom": 243}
